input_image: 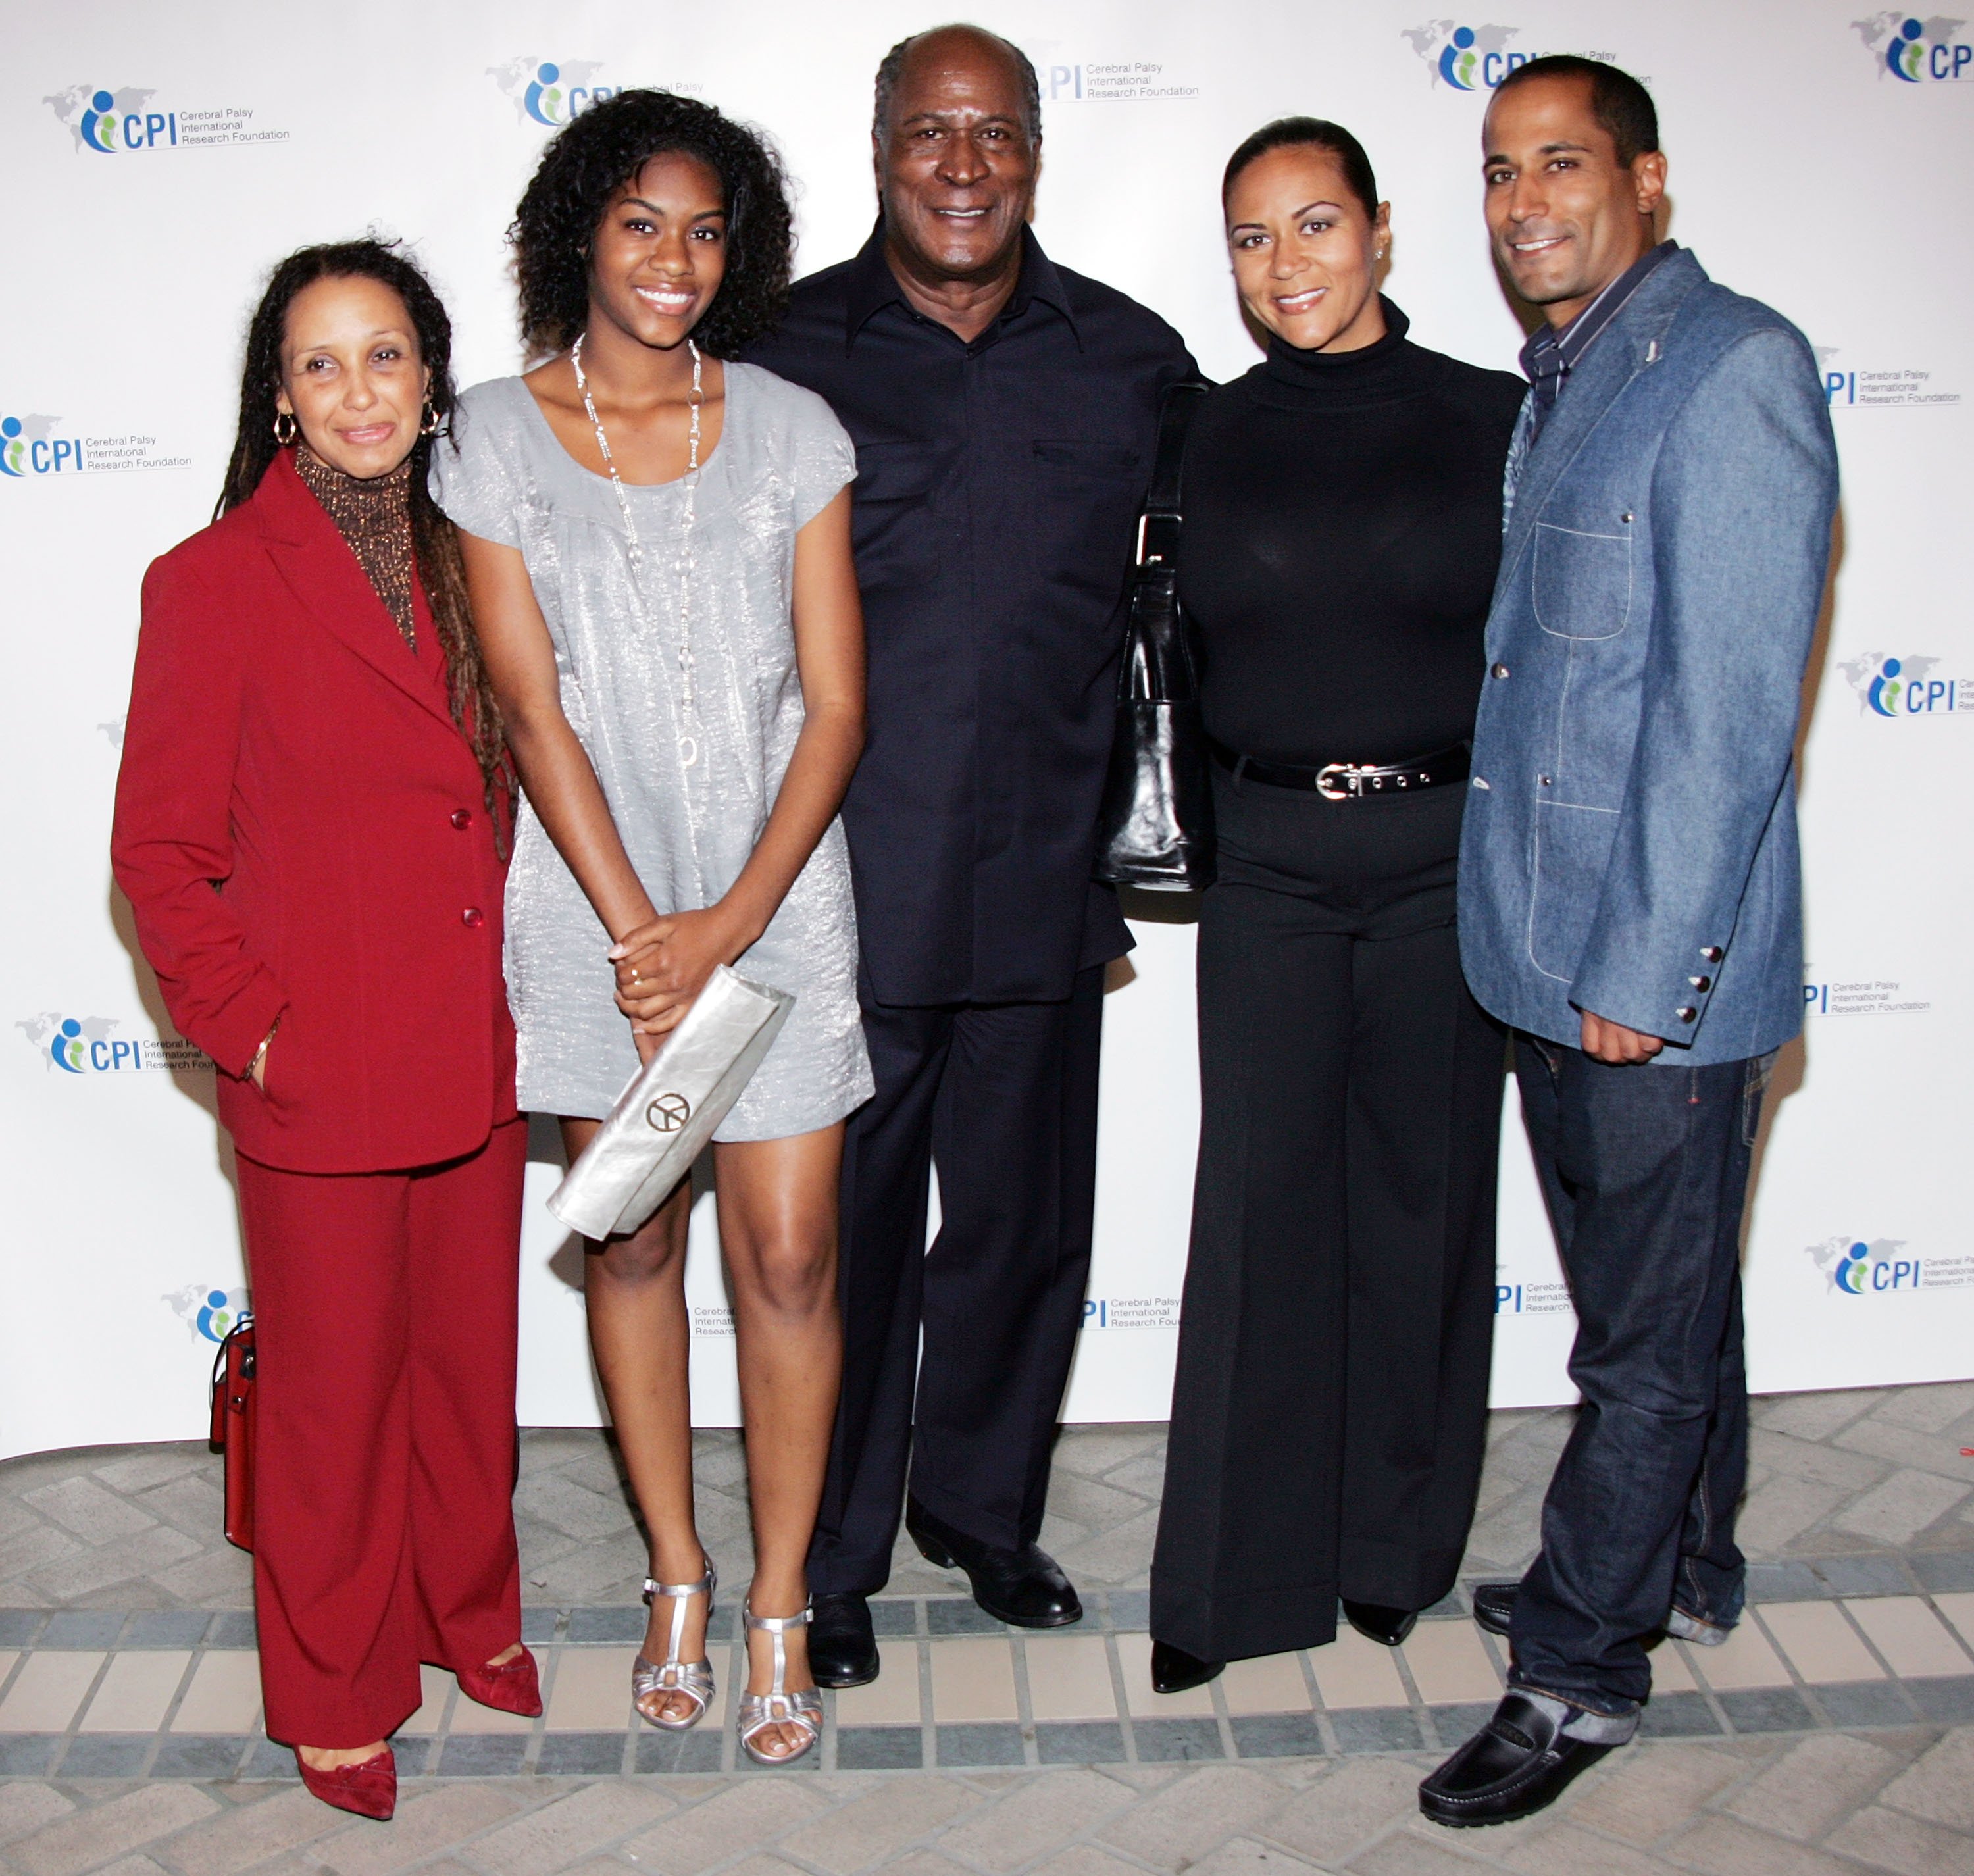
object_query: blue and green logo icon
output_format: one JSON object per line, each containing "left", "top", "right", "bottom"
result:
{"left": 1836, "top": 651, "right": 1971, "bottom": 718}
{"left": 488, "top": 57, "right": 616, "bottom": 127}
{"left": 43, "top": 84, "right": 178, "bottom": 153}
{"left": 1807, "top": 1236, "right": 1921, "bottom": 1295}
{"left": 1853, "top": 13, "right": 1973, "bottom": 82}
{"left": 163, "top": 1284, "right": 250, "bottom": 1344}
{"left": 0, "top": 415, "right": 82, "bottom": 477}
{"left": 1402, "top": 21, "right": 1528, "bottom": 91}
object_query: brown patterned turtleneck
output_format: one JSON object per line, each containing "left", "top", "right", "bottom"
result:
{"left": 293, "top": 445, "right": 418, "bottom": 651}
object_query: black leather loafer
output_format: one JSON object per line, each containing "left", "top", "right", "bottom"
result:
{"left": 1150, "top": 1639, "right": 1224, "bottom": 1694}
{"left": 1419, "top": 1692, "right": 1625, "bottom": 1827}
{"left": 808, "top": 1592, "right": 880, "bottom": 1688}
{"left": 1470, "top": 1582, "right": 1516, "bottom": 1637}
{"left": 905, "top": 1500, "right": 1082, "bottom": 1627}
{"left": 1342, "top": 1600, "right": 1419, "bottom": 1648}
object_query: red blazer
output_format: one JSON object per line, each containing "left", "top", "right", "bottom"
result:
{"left": 111, "top": 451, "right": 517, "bottom": 1173}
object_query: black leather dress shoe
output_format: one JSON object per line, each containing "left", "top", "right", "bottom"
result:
{"left": 905, "top": 1500, "right": 1082, "bottom": 1627}
{"left": 1471, "top": 1582, "right": 1516, "bottom": 1636}
{"left": 807, "top": 1592, "right": 879, "bottom": 1688}
{"left": 1342, "top": 1600, "right": 1419, "bottom": 1647}
{"left": 1150, "top": 1639, "right": 1224, "bottom": 1694}
{"left": 1419, "top": 1692, "right": 1623, "bottom": 1827}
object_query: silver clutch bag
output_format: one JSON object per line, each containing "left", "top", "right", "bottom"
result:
{"left": 547, "top": 965, "right": 795, "bottom": 1241}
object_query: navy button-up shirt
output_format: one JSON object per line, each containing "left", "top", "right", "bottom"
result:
{"left": 747, "top": 224, "right": 1196, "bottom": 1005}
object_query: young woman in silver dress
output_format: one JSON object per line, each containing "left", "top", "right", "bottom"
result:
{"left": 434, "top": 91, "right": 869, "bottom": 1766}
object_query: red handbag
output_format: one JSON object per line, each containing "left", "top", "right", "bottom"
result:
{"left": 207, "top": 1317, "right": 257, "bottom": 1552}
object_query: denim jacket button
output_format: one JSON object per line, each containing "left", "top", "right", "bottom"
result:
{"left": 1676, "top": 1006, "right": 1698, "bottom": 1023}
{"left": 1690, "top": 975, "right": 1712, "bottom": 992}
{"left": 1700, "top": 945, "right": 1723, "bottom": 961}
{"left": 1491, "top": 663, "right": 1510, "bottom": 679}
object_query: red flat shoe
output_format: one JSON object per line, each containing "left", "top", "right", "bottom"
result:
{"left": 296, "top": 1746, "right": 395, "bottom": 1821}
{"left": 456, "top": 1646, "right": 542, "bottom": 1717}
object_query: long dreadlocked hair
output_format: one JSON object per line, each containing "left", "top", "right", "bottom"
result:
{"left": 216, "top": 239, "right": 513, "bottom": 851}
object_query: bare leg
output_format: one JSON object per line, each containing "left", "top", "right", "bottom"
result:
{"left": 563, "top": 1116, "right": 707, "bottom": 1725}
{"left": 713, "top": 1125, "right": 844, "bottom": 1758}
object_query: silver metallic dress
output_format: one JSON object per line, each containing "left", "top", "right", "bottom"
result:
{"left": 432, "top": 365, "right": 873, "bottom": 1139}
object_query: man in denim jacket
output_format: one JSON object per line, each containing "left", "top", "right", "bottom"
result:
{"left": 1421, "top": 57, "right": 1838, "bottom": 1828}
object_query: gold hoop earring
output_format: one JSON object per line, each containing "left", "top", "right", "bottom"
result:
{"left": 272, "top": 410, "right": 298, "bottom": 446}
{"left": 420, "top": 399, "right": 441, "bottom": 437}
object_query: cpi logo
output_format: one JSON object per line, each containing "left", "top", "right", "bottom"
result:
{"left": 1835, "top": 652, "right": 1973, "bottom": 717}
{"left": 0, "top": 414, "right": 86, "bottom": 476}
{"left": 1402, "top": 20, "right": 1529, "bottom": 90}
{"left": 1853, "top": 13, "right": 1974, "bottom": 81}
{"left": 1805, "top": 1236, "right": 1923, "bottom": 1295}
{"left": 487, "top": 58, "right": 618, "bottom": 127}
{"left": 43, "top": 84, "right": 180, "bottom": 153}
{"left": 162, "top": 1285, "right": 250, "bottom": 1344}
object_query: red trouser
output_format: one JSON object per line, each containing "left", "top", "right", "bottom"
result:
{"left": 235, "top": 1120, "right": 526, "bottom": 1747}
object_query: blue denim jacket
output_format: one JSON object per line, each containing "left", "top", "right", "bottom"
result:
{"left": 1458, "top": 250, "right": 1838, "bottom": 1065}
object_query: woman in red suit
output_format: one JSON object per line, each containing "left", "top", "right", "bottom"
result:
{"left": 111, "top": 241, "right": 534, "bottom": 1821}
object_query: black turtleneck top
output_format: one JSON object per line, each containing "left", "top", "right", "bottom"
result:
{"left": 1180, "top": 301, "right": 1525, "bottom": 767}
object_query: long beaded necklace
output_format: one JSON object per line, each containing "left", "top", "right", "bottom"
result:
{"left": 570, "top": 331, "right": 705, "bottom": 769}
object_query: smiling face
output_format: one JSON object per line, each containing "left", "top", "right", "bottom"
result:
{"left": 1225, "top": 143, "right": 1390, "bottom": 353}
{"left": 586, "top": 149, "right": 728, "bottom": 351}
{"left": 876, "top": 28, "right": 1037, "bottom": 286}
{"left": 1482, "top": 73, "right": 1666, "bottom": 326}
{"left": 277, "top": 274, "right": 429, "bottom": 479}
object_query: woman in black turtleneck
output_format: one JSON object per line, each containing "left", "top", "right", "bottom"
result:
{"left": 1148, "top": 120, "right": 1525, "bottom": 1692}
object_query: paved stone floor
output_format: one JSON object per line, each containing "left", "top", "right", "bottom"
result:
{"left": 1, "top": 1382, "right": 1971, "bottom": 1872}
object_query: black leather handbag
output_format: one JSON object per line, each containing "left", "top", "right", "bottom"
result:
{"left": 1094, "top": 381, "right": 1215, "bottom": 892}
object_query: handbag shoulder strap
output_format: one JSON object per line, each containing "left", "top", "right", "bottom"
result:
{"left": 1136, "top": 380, "right": 1210, "bottom": 569}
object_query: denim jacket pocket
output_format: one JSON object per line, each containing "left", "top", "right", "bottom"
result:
{"left": 1529, "top": 802, "right": 1620, "bottom": 982}
{"left": 1533, "top": 522, "right": 1632, "bottom": 640}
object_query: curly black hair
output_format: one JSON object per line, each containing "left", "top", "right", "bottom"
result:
{"left": 512, "top": 89, "right": 792, "bottom": 359}
{"left": 218, "top": 238, "right": 511, "bottom": 851}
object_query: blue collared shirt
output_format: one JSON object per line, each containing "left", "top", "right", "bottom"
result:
{"left": 1518, "top": 240, "right": 1679, "bottom": 445}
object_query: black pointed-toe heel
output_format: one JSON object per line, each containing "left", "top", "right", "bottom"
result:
{"left": 1150, "top": 1638, "right": 1225, "bottom": 1694}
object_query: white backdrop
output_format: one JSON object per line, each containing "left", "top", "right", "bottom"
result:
{"left": 4, "top": 1, "right": 1970, "bottom": 1460}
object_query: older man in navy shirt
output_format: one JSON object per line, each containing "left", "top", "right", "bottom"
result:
{"left": 748, "top": 22, "right": 1194, "bottom": 1685}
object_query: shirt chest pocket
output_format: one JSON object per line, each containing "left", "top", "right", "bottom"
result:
{"left": 851, "top": 440, "right": 944, "bottom": 591}
{"left": 1032, "top": 438, "right": 1144, "bottom": 477}
{"left": 1532, "top": 522, "right": 1632, "bottom": 640}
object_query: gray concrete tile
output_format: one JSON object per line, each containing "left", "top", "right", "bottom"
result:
{"left": 1911, "top": 1553, "right": 1974, "bottom": 1592}
{"left": 149, "top": 1734, "right": 249, "bottom": 1779}
{"left": 1037, "top": 1721, "right": 1127, "bottom": 1763}
{"left": 22, "top": 1477, "right": 159, "bottom": 1545}
{"left": 533, "top": 1731, "right": 629, "bottom": 1776}
{"left": 1813, "top": 1556, "right": 1917, "bottom": 1596}
{"left": 567, "top": 1606, "right": 647, "bottom": 1643}
{"left": 1107, "top": 1589, "right": 1151, "bottom": 1631}
{"left": 634, "top": 1727, "right": 724, "bottom": 1773}
{"left": 206, "top": 1610, "right": 257, "bottom": 1648}
{"left": 434, "top": 1733, "right": 532, "bottom": 1775}
{"left": 0, "top": 1609, "right": 47, "bottom": 1645}
{"left": 1134, "top": 1717, "right": 1227, "bottom": 1762}
{"left": 871, "top": 1598, "right": 920, "bottom": 1636}
{"left": 1329, "top": 1708, "right": 1425, "bottom": 1754}
{"left": 56, "top": 1735, "right": 153, "bottom": 1777}
{"left": 38, "top": 1608, "right": 125, "bottom": 1647}
{"left": 1906, "top": 1677, "right": 1974, "bottom": 1724}
{"left": 89, "top": 1449, "right": 210, "bottom": 1495}
{"left": 926, "top": 1598, "right": 1007, "bottom": 1635}
{"left": 1815, "top": 1681, "right": 1922, "bottom": 1727}
{"left": 936, "top": 1722, "right": 1025, "bottom": 1766}
{"left": 1716, "top": 1688, "right": 1819, "bottom": 1733}
{"left": 838, "top": 1726, "right": 924, "bottom": 1769}
{"left": 124, "top": 1608, "right": 213, "bottom": 1648}
{"left": 1636, "top": 1691, "right": 1722, "bottom": 1737}
{"left": 0, "top": 1736, "right": 59, "bottom": 1775}
{"left": 1230, "top": 1714, "right": 1326, "bottom": 1759}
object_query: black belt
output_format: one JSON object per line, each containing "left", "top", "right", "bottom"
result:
{"left": 1209, "top": 736, "right": 1471, "bottom": 801}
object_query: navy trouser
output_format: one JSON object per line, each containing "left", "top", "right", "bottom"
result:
{"left": 1507, "top": 1035, "right": 1774, "bottom": 1716}
{"left": 807, "top": 967, "right": 1105, "bottom": 1594}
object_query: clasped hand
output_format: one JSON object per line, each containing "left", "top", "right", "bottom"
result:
{"left": 609, "top": 906, "right": 749, "bottom": 1060}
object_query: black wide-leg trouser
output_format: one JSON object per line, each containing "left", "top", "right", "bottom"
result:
{"left": 806, "top": 965, "right": 1105, "bottom": 1596}
{"left": 1152, "top": 767, "right": 1505, "bottom": 1663}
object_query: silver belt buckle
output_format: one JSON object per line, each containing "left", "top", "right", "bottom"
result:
{"left": 1315, "top": 763, "right": 1361, "bottom": 802}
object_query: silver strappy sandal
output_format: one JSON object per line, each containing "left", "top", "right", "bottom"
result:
{"left": 632, "top": 1561, "right": 716, "bottom": 1731}
{"left": 738, "top": 1600, "right": 822, "bottom": 1766}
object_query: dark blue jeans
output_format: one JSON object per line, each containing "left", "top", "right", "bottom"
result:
{"left": 1507, "top": 1034, "right": 1774, "bottom": 1717}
